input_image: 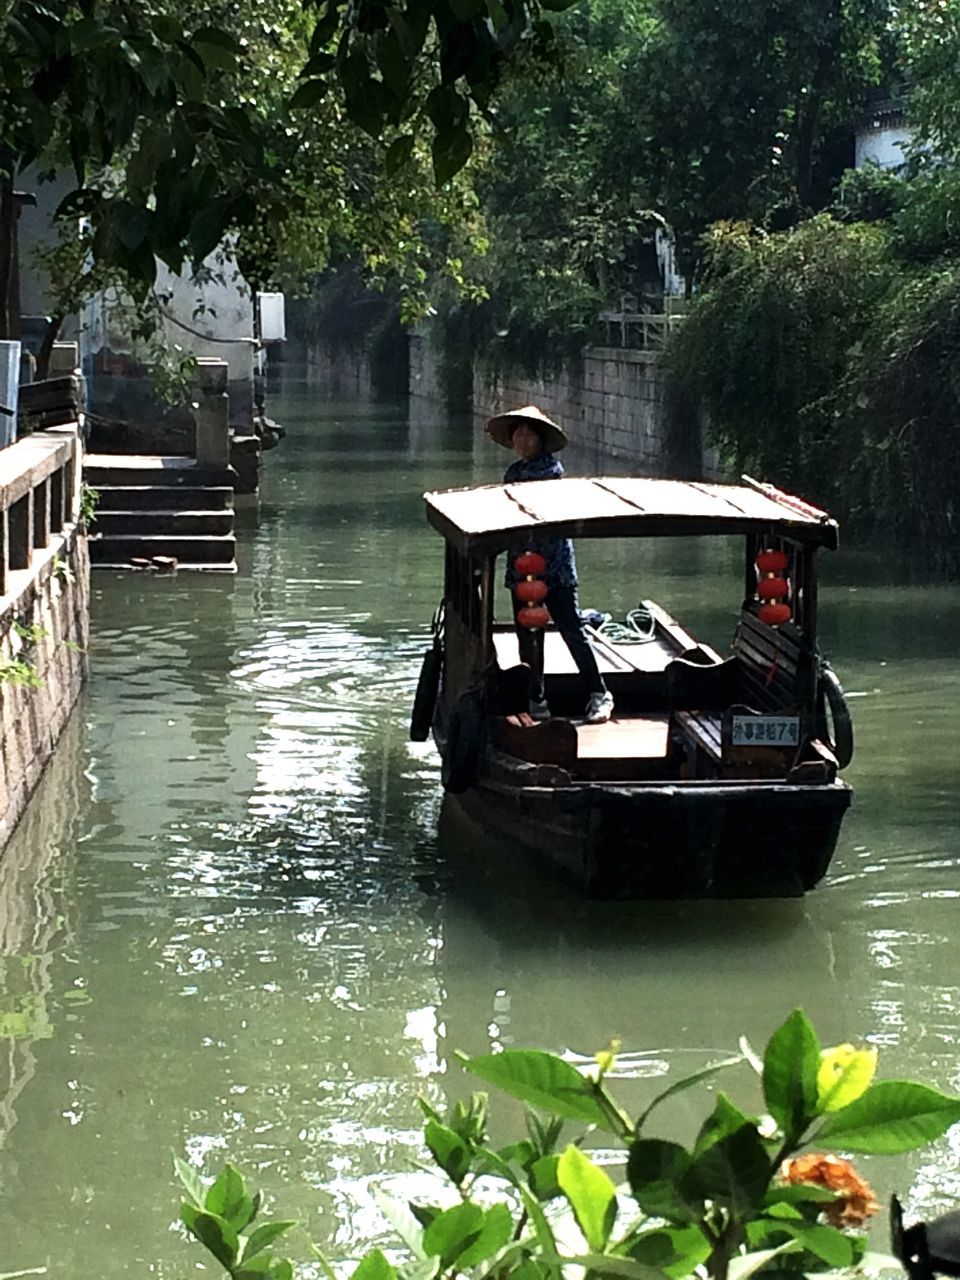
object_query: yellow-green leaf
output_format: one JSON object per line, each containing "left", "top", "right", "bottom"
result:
{"left": 817, "top": 1044, "right": 878, "bottom": 1113}
{"left": 558, "top": 1144, "right": 617, "bottom": 1251}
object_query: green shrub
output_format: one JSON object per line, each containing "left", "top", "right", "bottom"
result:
{"left": 179, "top": 1011, "right": 960, "bottom": 1280}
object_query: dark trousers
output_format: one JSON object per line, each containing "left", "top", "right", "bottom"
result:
{"left": 515, "top": 583, "right": 606, "bottom": 702}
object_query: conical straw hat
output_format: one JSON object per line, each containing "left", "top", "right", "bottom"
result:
{"left": 485, "top": 405, "right": 568, "bottom": 453}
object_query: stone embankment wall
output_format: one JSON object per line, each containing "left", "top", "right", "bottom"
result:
{"left": 474, "top": 348, "right": 680, "bottom": 473}
{"left": 409, "top": 334, "right": 715, "bottom": 477}
{"left": 0, "top": 426, "right": 89, "bottom": 853}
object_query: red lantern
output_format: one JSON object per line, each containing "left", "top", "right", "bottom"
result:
{"left": 514, "top": 551, "right": 547, "bottom": 577}
{"left": 759, "top": 602, "right": 792, "bottom": 627}
{"left": 515, "top": 578, "right": 549, "bottom": 604}
{"left": 756, "top": 549, "right": 788, "bottom": 574}
{"left": 757, "top": 576, "right": 789, "bottom": 600}
{"left": 755, "top": 546, "right": 792, "bottom": 626}
{"left": 517, "top": 604, "right": 551, "bottom": 629}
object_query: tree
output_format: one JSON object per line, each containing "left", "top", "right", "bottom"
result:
{"left": 618, "top": 0, "right": 895, "bottom": 279}
{"left": 902, "top": 0, "right": 960, "bottom": 162}
{"left": 0, "top": 0, "right": 579, "bottom": 346}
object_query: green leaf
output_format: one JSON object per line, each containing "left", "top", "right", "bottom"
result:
{"left": 563, "top": 1256, "right": 670, "bottom": 1280}
{"left": 376, "top": 30, "right": 409, "bottom": 98}
{"left": 68, "top": 16, "right": 119, "bottom": 52}
{"left": 181, "top": 1204, "right": 240, "bottom": 1271}
{"left": 351, "top": 1250, "right": 398, "bottom": 1280}
{"left": 816, "top": 1045, "right": 878, "bottom": 1114}
{"left": 424, "top": 1119, "right": 472, "bottom": 1185}
{"left": 637, "top": 1055, "right": 744, "bottom": 1131}
{"left": 762, "top": 1183, "right": 837, "bottom": 1207}
{"left": 558, "top": 1145, "right": 617, "bottom": 1251}
{"left": 205, "top": 1165, "right": 254, "bottom": 1233}
{"left": 234, "top": 1257, "right": 277, "bottom": 1279}
{"left": 627, "top": 1226, "right": 711, "bottom": 1279}
{"left": 371, "top": 1189, "right": 428, "bottom": 1261}
{"left": 516, "top": 1180, "right": 561, "bottom": 1266}
{"left": 191, "top": 26, "right": 243, "bottom": 53}
{"left": 498, "top": 1140, "right": 536, "bottom": 1169}
{"left": 152, "top": 15, "right": 183, "bottom": 42}
{"left": 450, "top": 0, "right": 484, "bottom": 18}
{"left": 241, "top": 1221, "right": 297, "bottom": 1263}
{"left": 432, "top": 125, "right": 472, "bottom": 184}
{"left": 345, "top": 78, "right": 395, "bottom": 138}
{"left": 693, "top": 1093, "right": 754, "bottom": 1157}
{"left": 815, "top": 1081, "right": 960, "bottom": 1152}
{"left": 422, "top": 1202, "right": 484, "bottom": 1267}
{"left": 110, "top": 200, "right": 151, "bottom": 249}
{"left": 310, "top": 8, "right": 339, "bottom": 52}
{"left": 126, "top": 124, "right": 171, "bottom": 192}
{"left": 193, "top": 39, "right": 238, "bottom": 71}
{"left": 425, "top": 85, "right": 466, "bottom": 130}
{"left": 780, "top": 1223, "right": 854, "bottom": 1267}
{"left": 727, "top": 1243, "right": 799, "bottom": 1280}
{"left": 409, "top": 1203, "right": 441, "bottom": 1231}
{"left": 189, "top": 196, "right": 235, "bottom": 262}
{"left": 762, "top": 1009, "right": 820, "bottom": 1139}
{"left": 626, "top": 1140, "right": 700, "bottom": 1224}
{"left": 456, "top": 1205, "right": 514, "bottom": 1268}
{"left": 460, "top": 1050, "right": 609, "bottom": 1127}
{"left": 301, "top": 53, "right": 335, "bottom": 77}
{"left": 289, "top": 79, "right": 328, "bottom": 110}
{"left": 530, "top": 1153, "right": 561, "bottom": 1200}
{"left": 174, "top": 1156, "right": 207, "bottom": 1207}
{"left": 685, "top": 1123, "right": 770, "bottom": 1217}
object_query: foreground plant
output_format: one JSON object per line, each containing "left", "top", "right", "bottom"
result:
{"left": 180, "top": 1010, "right": 960, "bottom": 1280}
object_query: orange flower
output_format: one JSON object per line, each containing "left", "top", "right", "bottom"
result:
{"left": 779, "top": 1153, "right": 880, "bottom": 1228}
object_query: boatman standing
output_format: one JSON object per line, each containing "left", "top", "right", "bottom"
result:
{"left": 485, "top": 405, "right": 615, "bottom": 725}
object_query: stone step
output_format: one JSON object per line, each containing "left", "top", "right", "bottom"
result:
{"left": 84, "top": 454, "right": 233, "bottom": 489}
{"left": 94, "top": 484, "right": 234, "bottom": 512}
{"left": 91, "top": 561, "right": 237, "bottom": 573}
{"left": 89, "top": 533, "right": 236, "bottom": 568}
{"left": 95, "top": 510, "right": 235, "bottom": 537}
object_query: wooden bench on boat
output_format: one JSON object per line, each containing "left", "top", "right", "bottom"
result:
{"left": 670, "top": 609, "right": 837, "bottom": 781}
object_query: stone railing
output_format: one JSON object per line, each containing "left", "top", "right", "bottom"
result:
{"left": 0, "top": 426, "right": 81, "bottom": 596}
{"left": 0, "top": 424, "right": 89, "bottom": 852}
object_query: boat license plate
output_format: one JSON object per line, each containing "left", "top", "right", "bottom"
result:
{"left": 731, "top": 715, "right": 799, "bottom": 747}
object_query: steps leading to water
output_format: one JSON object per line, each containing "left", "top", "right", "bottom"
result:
{"left": 83, "top": 455, "right": 237, "bottom": 572}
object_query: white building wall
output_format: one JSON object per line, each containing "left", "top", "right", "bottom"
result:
{"left": 855, "top": 123, "right": 912, "bottom": 170}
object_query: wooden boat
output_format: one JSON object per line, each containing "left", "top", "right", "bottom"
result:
{"left": 411, "top": 475, "right": 854, "bottom": 899}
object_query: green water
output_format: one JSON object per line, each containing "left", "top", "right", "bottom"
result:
{"left": 1, "top": 370, "right": 959, "bottom": 1276}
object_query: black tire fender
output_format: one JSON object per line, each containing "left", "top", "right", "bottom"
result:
{"left": 817, "top": 664, "right": 854, "bottom": 769}
{"left": 441, "top": 689, "right": 486, "bottom": 794}
{"left": 410, "top": 644, "right": 442, "bottom": 742}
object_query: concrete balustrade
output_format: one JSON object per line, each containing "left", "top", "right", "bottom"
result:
{"left": 194, "top": 357, "right": 231, "bottom": 469}
{"left": 0, "top": 424, "right": 89, "bottom": 854}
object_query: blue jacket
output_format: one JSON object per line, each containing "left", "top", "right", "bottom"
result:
{"left": 503, "top": 453, "right": 577, "bottom": 590}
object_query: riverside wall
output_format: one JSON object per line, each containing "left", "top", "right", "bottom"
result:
{"left": 409, "top": 333, "right": 715, "bottom": 477}
{"left": 0, "top": 426, "right": 89, "bottom": 854}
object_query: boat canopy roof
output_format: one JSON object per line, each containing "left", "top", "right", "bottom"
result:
{"left": 424, "top": 476, "right": 839, "bottom": 553}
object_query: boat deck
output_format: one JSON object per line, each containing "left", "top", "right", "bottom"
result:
{"left": 576, "top": 716, "right": 669, "bottom": 759}
{"left": 493, "top": 628, "right": 675, "bottom": 675}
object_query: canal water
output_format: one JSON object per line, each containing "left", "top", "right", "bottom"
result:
{"left": 1, "top": 368, "right": 959, "bottom": 1276}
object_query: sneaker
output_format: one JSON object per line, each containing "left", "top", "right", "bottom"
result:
{"left": 529, "top": 698, "right": 551, "bottom": 722}
{"left": 584, "top": 691, "right": 614, "bottom": 724}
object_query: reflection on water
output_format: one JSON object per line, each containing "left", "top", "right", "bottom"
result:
{"left": 0, "top": 370, "right": 958, "bottom": 1275}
